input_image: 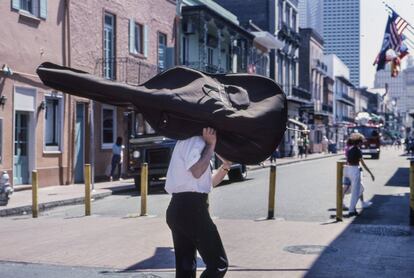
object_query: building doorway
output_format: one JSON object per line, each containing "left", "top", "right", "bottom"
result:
{"left": 74, "top": 103, "right": 86, "bottom": 183}
{"left": 13, "top": 111, "right": 30, "bottom": 184}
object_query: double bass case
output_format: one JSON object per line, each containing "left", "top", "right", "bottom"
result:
{"left": 37, "top": 62, "right": 287, "bottom": 164}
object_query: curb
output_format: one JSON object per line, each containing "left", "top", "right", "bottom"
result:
{"left": 248, "top": 153, "right": 343, "bottom": 171}
{"left": 1, "top": 155, "right": 342, "bottom": 217}
{"left": 0, "top": 185, "right": 136, "bottom": 217}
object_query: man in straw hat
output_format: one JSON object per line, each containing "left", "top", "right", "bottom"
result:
{"left": 343, "top": 132, "right": 375, "bottom": 217}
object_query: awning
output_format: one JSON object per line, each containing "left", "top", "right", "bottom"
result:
{"left": 288, "top": 118, "right": 308, "bottom": 130}
{"left": 252, "top": 31, "right": 284, "bottom": 50}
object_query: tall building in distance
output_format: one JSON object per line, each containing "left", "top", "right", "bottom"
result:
{"left": 323, "top": 0, "right": 360, "bottom": 86}
{"left": 298, "top": 0, "right": 323, "bottom": 36}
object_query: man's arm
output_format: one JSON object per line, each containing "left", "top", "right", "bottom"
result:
{"left": 212, "top": 156, "right": 232, "bottom": 187}
{"left": 360, "top": 158, "right": 375, "bottom": 181}
{"left": 189, "top": 128, "right": 216, "bottom": 179}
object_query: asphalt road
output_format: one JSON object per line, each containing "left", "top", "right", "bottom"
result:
{"left": 38, "top": 148, "right": 409, "bottom": 223}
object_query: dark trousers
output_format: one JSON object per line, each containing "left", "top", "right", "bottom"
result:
{"left": 166, "top": 192, "right": 228, "bottom": 278}
{"left": 110, "top": 154, "right": 121, "bottom": 179}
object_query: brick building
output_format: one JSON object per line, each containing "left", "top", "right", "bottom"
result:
{"left": 0, "top": 0, "right": 176, "bottom": 187}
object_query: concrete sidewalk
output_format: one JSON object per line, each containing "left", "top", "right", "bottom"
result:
{"left": 0, "top": 214, "right": 412, "bottom": 277}
{"left": 0, "top": 152, "right": 342, "bottom": 217}
{"left": 0, "top": 179, "right": 135, "bottom": 217}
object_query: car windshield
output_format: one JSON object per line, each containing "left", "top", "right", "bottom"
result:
{"left": 348, "top": 126, "right": 379, "bottom": 138}
{"left": 134, "top": 112, "right": 157, "bottom": 137}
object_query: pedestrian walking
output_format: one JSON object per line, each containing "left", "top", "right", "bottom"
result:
{"left": 289, "top": 136, "right": 295, "bottom": 157}
{"left": 303, "top": 135, "right": 309, "bottom": 158}
{"left": 109, "top": 136, "right": 124, "bottom": 181}
{"left": 343, "top": 133, "right": 375, "bottom": 217}
{"left": 270, "top": 147, "right": 279, "bottom": 163}
{"left": 165, "top": 127, "right": 229, "bottom": 277}
{"left": 297, "top": 136, "right": 304, "bottom": 158}
{"left": 322, "top": 136, "right": 329, "bottom": 154}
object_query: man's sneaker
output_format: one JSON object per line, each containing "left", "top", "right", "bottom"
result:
{"left": 109, "top": 176, "right": 113, "bottom": 182}
{"left": 348, "top": 211, "right": 359, "bottom": 217}
{"left": 362, "top": 201, "right": 373, "bottom": 209}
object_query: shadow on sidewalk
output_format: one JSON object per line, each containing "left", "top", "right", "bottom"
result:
{"left": 102, "top": 247, "right": 204, "bottom": 273}
{"left": 306, "top": 193, "right": 414, "bottom": 277}
{"left": 385, "top": 167, "right": 409, "bottom": 187}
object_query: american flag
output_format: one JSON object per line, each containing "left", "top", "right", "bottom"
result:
{"left": 374, "top": 11, "right": 409, "bottom": 69}
{"left": 395, "top": 14, "right": 409, "bottom": 35}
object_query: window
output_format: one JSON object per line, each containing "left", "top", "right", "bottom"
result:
{"left": 12, "top": 0, "right": 47, "bottom": 19}
{"left": 134, "top": 113, "right": 155, "bottom": 136}
{"left": 285, "top": 60, "right": 290, "bottom": 94}
{"left": 292, "top": 11, "right": 297, "bottom": 31}
{"left": 285, "top": 5, "right": 291, "bottom": 27}
{"left": 240, "top": 40, "right": 246, "bottom": 71}
{"left": 158, "top": 32, "right": 167, "bottom": 71}
{"left": 104, "top": 13, "right": 115, "bottom": 80}
{"left": 208, "top": 48, "right": 214, "bottom": 65}
{"left": 278, "top": 54, "right": 283, "bottom": 85}
{"left": 278, "top": 0, "right": 283, "bottom": 29}
{"left": 101, "top": 106, "right": 116, "bottom": 148}
{"left": 182, "top": 36, "right": 189, "bottom": 65}
{"left": 21, "top": 0, "right": 33, "bottom": 13}
{"left": 44, "top": 94, "right": 63, "bottom": 152}
{"left": 129, "top": 20, "right": 145, "bottom": 55}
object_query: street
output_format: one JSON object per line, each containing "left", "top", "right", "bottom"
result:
{"left": 0, "top": 148, "right": 413, "bottom": 277}
{"left": 37, "top": 148, "right": 408, "bottom": 224}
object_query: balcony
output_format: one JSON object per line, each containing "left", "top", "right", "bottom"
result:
{"left": 95, "top": 57, "right": 160, "bottom": 85}
{"left": 184, "top": 61, "right": 227, "bottom": 74}
{"left": 322, "top": 104, "right": 333, "bottom": 113}
{"left": 291, "top": 86, "right": 312, "bottom": 101}
{"left": 342, "top": 93, "right": 355, "bottom": 104}
{"left": 342, "top": 116, "right": 354, "bottom": 123}
{"left": 336, "top": 93, "right": 355, "bottom": 106}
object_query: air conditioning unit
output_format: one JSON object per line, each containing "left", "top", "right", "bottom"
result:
{"left": 183, "top": 21, "right": 195, "bottom": 34}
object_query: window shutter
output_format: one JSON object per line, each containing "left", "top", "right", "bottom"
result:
{"left": 12, "top": 0, "right": 20, "bottom": 10}
{"left": 40, "top": 0, "right": 47, "bottom": 19}
{"left": 143, "top": 25, "right": 148, "bottom": 57}
{"left": 129, "top": 19, "right": 136, "bottom": 54}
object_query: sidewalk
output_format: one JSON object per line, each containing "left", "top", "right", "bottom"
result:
{"left": 1, "top": 152, "right": 342, "bottom": 217}
{"left": 0, "top": 179, "right": 135, "bottom": 217}
{"left": 248, "top": 151, "right": 343, "bottom": 170}
{"left": 0, "top": 215, "right": 412, "bottom": 277}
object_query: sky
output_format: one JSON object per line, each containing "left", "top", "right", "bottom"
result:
{"left": 361, "top": 0, "right": 414, "bottom": 87}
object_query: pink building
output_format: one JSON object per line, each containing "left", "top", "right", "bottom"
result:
{"left": 0, "top": 0, "right": 176, "bottom": 187}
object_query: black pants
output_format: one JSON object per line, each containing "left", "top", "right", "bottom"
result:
{"left": 110, "top": 154, "right": 121, "bottom": 179}
{"left": 166, "top": 192, "right": 228, "bottom": 278}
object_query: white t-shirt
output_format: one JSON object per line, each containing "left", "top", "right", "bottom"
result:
{"left": 165, "top": 136, "right": 212, "bottom": 194}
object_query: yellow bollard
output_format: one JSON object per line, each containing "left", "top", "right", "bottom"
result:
{"left": 410, "top": 161, "right": 414, "bottom": 225}
{"left": 267, "top": 165, "right": 276, "bottom": 220}
{"left": 336, "top": 161, "right": 345, "bottom": 221}
{"left": 32, "top": 170, "right": 38, "bottom": 218}
{"left": 140, "top": 163, "right": 148, "bottom": 216}
{"left": 84, "top": 164, "right": 91, "bottom": 216}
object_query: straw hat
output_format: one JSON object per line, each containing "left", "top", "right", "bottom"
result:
{"left": 349, "top": 132, "right": 365, "bottom": 142}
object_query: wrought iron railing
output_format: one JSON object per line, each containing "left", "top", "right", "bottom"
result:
{"left": 342, "top": 116, "right": 354, "bottom": 123}
{"left": 341, "top": 93, "right": 355, "bottom": 104}
{"left": 95, "top": 57, "right": 160, "bottom": 85}
{"left": 292, "top": 86, "right": 312, "bottom": 101}
{"left": 183, "top": 61, "right": 227, "bottom": 74}
{"left": 322, "top": 104, "right": 333, "bottom": 113}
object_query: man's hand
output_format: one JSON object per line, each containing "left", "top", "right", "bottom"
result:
{"left": 203, "top": 127, "right": 217, "bottom": 147}
{"left": 216, "top": 153, "right": 232, "bottom": 168}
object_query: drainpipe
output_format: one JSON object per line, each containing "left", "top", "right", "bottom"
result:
{"left": 175, "top": 0, "right": 183, "bottom": 66}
